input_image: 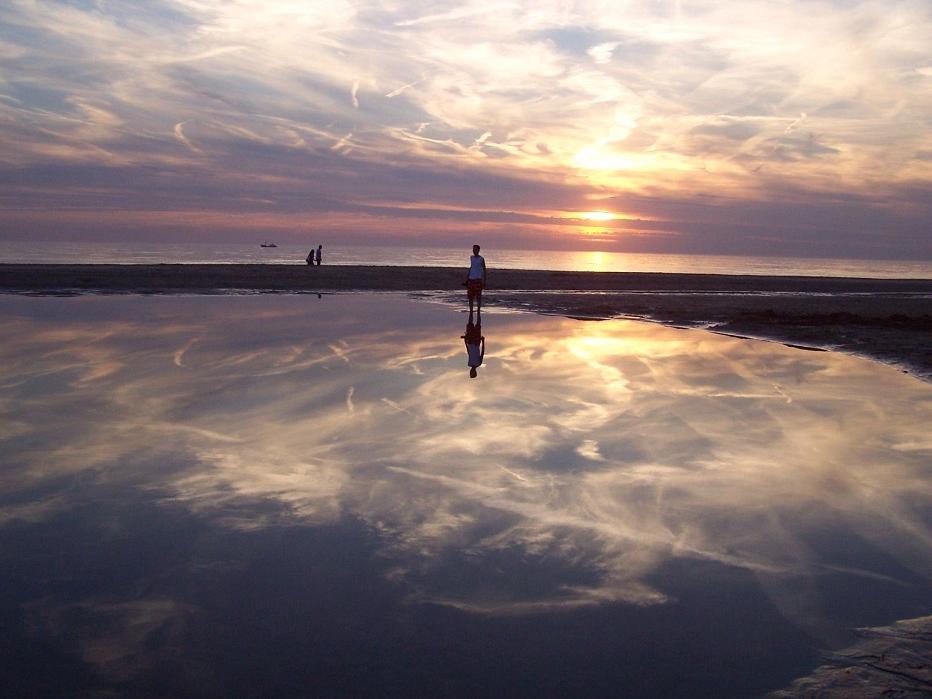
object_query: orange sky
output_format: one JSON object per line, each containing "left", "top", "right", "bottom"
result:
{"left": 1, "top": 0, "right": 930, "bottom": 258}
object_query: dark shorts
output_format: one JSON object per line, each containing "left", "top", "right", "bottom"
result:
{"left": 467, "top": 279, "right": 484, "bottom": 299}
{"left": 463, "top": 322, "right": 482, "bottom": 343}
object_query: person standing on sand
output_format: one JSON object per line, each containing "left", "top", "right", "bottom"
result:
{"left": 315, "top": 244, "right": 323, "bottom": 266}
{"left": 464, "top": 244, "right": 486, "bottom": 313}
{"left": 306, "top": 249, "right": 314, "bottom": 266}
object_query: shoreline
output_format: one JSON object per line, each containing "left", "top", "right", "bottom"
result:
{"left": 2, "top": 263, "right": 931, "bottom": 292}
{"left": 2, "top": 264, "right": 931, "bottom": 381}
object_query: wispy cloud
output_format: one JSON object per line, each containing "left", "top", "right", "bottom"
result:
{"left": 172, "top": 121, "right": 202, "bottom": 154}
{"left": 0, "top": 0, "right": 929, "bottom": 256}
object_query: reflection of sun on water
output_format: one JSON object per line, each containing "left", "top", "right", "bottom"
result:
{"left": 562, "top": 250, "right": 621, "bottom": 272}
{"left": 586, "top": 251, "right": 605, "bottom": 271}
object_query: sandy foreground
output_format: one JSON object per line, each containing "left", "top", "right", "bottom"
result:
{"left": 2, "top": 263, "right": 931, "bottom": 380}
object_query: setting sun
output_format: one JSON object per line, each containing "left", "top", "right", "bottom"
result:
{"left": 580, "top": 211, "right": 615, "bottom": 222}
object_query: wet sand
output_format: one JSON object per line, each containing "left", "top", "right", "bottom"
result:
{"left": 3, "top": 263, "right": 931, "bottom": 379}
{"left": 768, "top": 615, "right": 932, "bottom": 698}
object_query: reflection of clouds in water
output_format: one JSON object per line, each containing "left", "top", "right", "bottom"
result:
{"left": 1, "top": 296, "right": 930, "bottom": 619}
{"left": 172, "top": 337, "right": 200, "bottom": 367}
{"left": 26, "top": 596, "right": 192, "bottom": 680}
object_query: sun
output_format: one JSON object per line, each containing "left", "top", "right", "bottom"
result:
{"left": 580, "top": 211, "right": 615, "bottom": 222}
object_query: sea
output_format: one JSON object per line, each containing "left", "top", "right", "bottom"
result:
{"left": 1, "top": 241, "right": 930, "bottom": 279}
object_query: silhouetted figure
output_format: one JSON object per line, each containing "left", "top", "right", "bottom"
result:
{"left": 464, "top": 243, "right": 486, "bottom": 313}
{"left": 462, "top": 309, "right": 485, "bottom": 379}
{"left": 315, "top": 244, "right": 323, "bottom": 266}
{"left": 306, "top": 249, "right": 314, "bottom": 265}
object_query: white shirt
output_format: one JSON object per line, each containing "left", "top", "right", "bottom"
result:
{"left": 467, "top": 342, "right": 483, "bottom": 367}
{"left": 468, "top": 254, "right": 485, "bottom": 279}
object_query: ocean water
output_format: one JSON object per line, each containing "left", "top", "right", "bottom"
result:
{"left": 1, "top": 240, "right": 930, "bottom": 279}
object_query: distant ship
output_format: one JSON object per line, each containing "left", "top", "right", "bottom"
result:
{"left": 260, "top": 242, "right": 278, "bottom": 248}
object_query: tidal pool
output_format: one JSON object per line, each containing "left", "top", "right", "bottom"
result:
{"left": 1, "top": 293, "right": 930, "bottom": 697}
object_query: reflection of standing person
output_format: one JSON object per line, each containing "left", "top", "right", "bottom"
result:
{"left": 464, "top": 244, "right": 486, "bottom": 313}
{"left": 315, "top": 244, "right": 323, "bottom": 266}
{"left": 462, "top": 310, "right": 485, "bottom": 379}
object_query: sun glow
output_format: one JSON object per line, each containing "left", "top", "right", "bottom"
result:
{"left": 580, "top": 211, "right": 615, "bottom": 221}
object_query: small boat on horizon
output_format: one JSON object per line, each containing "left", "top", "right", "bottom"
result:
{"left": 260, "top": 242, "right": 278, "bottom": 248}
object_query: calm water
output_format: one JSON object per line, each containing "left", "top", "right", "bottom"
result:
{"left": 2, "top": 240, "right": 930, "bottom": 278}
{"left": 1, "top": 294, "right": 930, "bottom": 696}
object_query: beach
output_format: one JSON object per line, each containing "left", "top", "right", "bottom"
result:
{"left": 3, "top": 263, "right": 931, "bottom": 380}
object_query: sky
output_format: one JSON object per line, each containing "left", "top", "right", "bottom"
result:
{"left": 0, "top": 0, "right": 930, "bottom": 258}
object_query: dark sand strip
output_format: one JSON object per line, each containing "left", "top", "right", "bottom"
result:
{"left": 3, "top": 264, "right": 931, "bottom": 380}
{"left": 2, "top": 263, "right": 931, "bottom": 293}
